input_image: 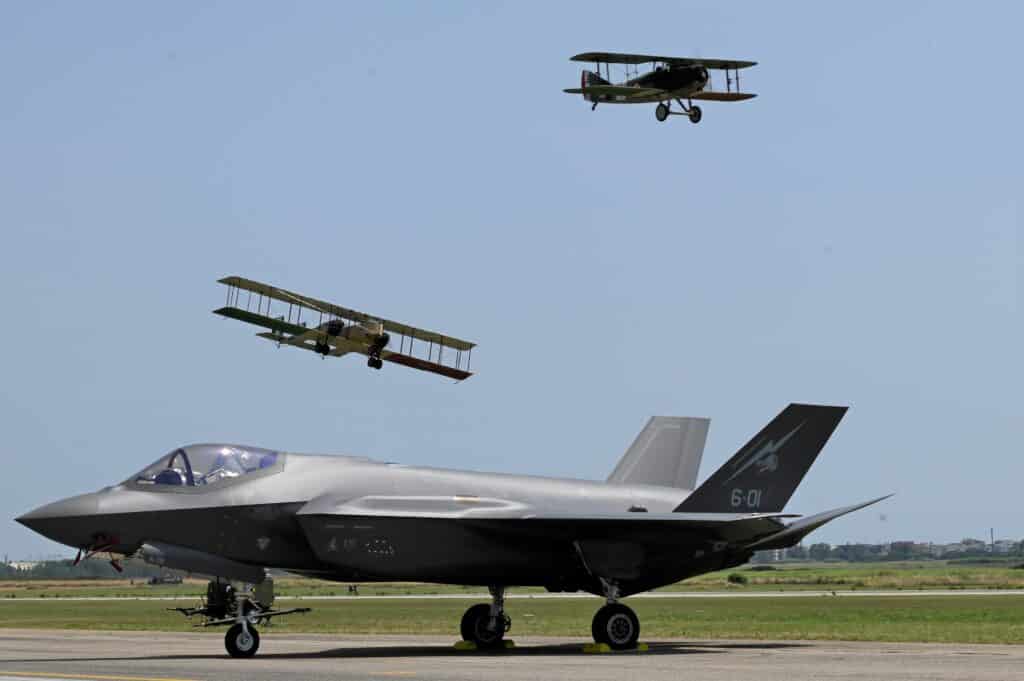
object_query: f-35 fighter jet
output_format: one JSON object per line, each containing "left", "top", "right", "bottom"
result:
{"left": 17, "top": 404, "right": 887, "bottom": 657}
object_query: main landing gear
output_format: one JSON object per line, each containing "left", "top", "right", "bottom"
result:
{"left": 654, "top": 99, "right": 702, "bottom": 124}
{"left": 172, "top": 577, "right": 310, "bottom": 658}
{"left": 459, "top": 586, "right": 511, "bottom": 649}
{"left": 591, "top": 579, "right": 640, "bottom": 650}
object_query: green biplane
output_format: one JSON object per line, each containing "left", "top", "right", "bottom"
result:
{"left": 564, "top": 51, "right": 757, "bottom": 123}
{"left": 214, "top": 276, "right": 475, "bottom": 381}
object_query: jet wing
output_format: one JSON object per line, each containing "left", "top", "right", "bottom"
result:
{"left": 571, "top": 52, "right": 757, "bottom": 70}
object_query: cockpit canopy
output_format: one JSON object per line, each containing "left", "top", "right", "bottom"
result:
{"left": 130, "top": 444, "right": 283, "bottom": 490}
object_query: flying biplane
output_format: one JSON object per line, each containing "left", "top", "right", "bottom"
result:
{"left": 564, "top": 51, "right": 757, "bottom": 123}
{"left": 213, "top": 276, "right": 475, "bottom": 381}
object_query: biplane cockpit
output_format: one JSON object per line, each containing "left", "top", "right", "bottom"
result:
{"left": 130, "top": 445, "right": 282, "bottom": 489}
{"left": 213, "top": 276, "right": 476, "bottom": 381}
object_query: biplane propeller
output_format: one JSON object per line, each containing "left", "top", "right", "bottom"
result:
{"left": 213, "top": 276, "right": 476, "bottom": 381}
{"left": 564, "top": 51, "right": 757, "bottom": 124}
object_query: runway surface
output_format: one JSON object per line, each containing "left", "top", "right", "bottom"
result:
{"left": 6, "top": 588, "right": 1024, "bottom": 602}
{"left": 0, "top": 629, "right": 1021, "bottom": 681}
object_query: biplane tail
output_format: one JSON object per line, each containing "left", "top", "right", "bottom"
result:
{"left": 581, "top": 69, "right": 609, "bottom": 90}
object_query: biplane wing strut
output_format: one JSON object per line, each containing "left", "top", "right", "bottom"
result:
{"left": 213, "top": 276, "right": 476, "bottom": 381}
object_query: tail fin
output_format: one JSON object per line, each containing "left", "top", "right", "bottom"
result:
{"left": 581, "top": 69, "right": 609, "bottom": 90}
{"left": 674, "top": 404, "right": 847, "bottom": 513}
{"left": 607, "top": 416, "right": 709, "bottom": 489}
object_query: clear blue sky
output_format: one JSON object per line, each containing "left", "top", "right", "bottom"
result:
{"left": 1, "top": 2, "right": 1019, "bottom": 558}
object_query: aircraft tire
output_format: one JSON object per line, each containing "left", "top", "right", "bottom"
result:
{"left": 688, "top": 105, "right": 702, "bottom": 124}
{"left": 591, "top": 603, "right": 639, "bottom": 650}
{"left": 655, "top": 103, "right": 669, "bottom": 122}
{"left": 460, "top": 603, "right": 505, "bottom": 648}
{"left": 225, "top": 623, "right": 260, "bottom": 658}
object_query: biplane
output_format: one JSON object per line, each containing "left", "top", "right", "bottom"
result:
{"left": 563, "top": 51, "right": 756, "bottom": 123}
{"left": 213, "top": 276, "right": 475, "bottom": 381}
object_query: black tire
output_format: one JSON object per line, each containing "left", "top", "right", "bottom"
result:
{"left": 688, "top": 105, "right": 702, "bottom": 124}
{"left": 460, "top": 603, "right": 505, "bottom": 648}
{"left": 591, "top": 603, "right": 639, "bottom": 650}
{"left": 225, "top": 623, "right": 260, "bottom": 658}
{"left": 655, "top": 103, "right": 669, "bottom": 122}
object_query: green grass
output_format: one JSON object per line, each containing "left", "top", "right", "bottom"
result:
{"left": 4, "top": 561, "right": 1024, "bottom": 599}
{"left": 0, "top": 595, "right": 1022, "bottom": 644}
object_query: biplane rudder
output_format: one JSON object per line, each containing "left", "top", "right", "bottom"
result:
{"left": 581, "top": 69, "right": 609, "bottom": 91}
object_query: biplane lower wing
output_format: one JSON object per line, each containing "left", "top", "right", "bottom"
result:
{"left": 381, "top": 351, "right": 472, "bottom": 381}
{"left": 689, "top": 91, "right": 757, "bottom": 102}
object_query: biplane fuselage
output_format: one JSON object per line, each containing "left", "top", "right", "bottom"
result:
{"left": 584, "top": 64, "right": 709, "bottom": 104}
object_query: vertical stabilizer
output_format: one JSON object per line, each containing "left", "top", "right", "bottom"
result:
{"left": 608, "top": 416, "right": 709, "bottom": 490}
{"left": 674, "top": 404, "right": 847, "bottom": 513}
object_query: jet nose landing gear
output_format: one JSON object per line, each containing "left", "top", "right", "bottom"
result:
{"left": 171, "top": 577, "right": 310, "bottom": 658}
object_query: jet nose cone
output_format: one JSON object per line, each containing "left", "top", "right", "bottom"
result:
{"left": 15, "top": 494, "right": 101, "bottom": 547}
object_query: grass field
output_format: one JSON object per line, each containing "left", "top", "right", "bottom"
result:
{"left": 0, "top": 594, "right": 1021, "bottom": 644}
{"left": 3, "top": 562, "right": 1023, "bottom": 599}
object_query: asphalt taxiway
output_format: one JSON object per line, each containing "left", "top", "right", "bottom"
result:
{"left": 1, "top": 629, "right": 1021, "bottom": 681}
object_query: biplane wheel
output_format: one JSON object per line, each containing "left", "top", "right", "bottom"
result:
{"left": 368, "top": 357, "right": 383, "bottom": 370}
{"left": 655, "top": 103, "right": 669, "bottom": 122}
{"left": 225, "top": 622, "right": 260, "bottom": 658}
{"left": 688, "top": 105, "right": 702, "bottom": 124}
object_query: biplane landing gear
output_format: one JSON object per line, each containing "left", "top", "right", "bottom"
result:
{"left": 460, "top": 586, "right": 510, "bottom": 649}
{"left": 367, "top": 357, "right": 383, "bottom": 370}
{"left": 675, "top": 98, "right": 702, "bottom": 124}
{"left": 655, "top": 103, "right": 669, "bottom": 122}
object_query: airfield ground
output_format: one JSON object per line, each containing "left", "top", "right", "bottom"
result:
{"left": 1, "top": 630, "right": 1022, "bottom": 681}
{"left": 1, "top": 563, "right": 1022, "bottom": 646}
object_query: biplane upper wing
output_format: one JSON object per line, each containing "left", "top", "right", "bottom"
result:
{"left": 571, "top": 52, "right": 757, "bottom": 70}
{"left": 217, "top": 276, "right": 475, "bottom": 351}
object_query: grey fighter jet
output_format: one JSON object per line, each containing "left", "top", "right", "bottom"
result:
{"left": 17, "top": 404, "right": 887, "bottom": 657}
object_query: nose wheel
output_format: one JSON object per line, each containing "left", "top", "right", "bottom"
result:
{"left": 225, "top": 622, "right": 260, "bottom": 658}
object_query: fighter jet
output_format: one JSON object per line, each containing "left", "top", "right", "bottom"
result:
{"left": 17, "top": 404, "right": 887, "bottom": 657}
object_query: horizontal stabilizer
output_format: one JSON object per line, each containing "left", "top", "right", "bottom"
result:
{"left": 564, "top": 84, "right": 662, "bottom": 98}
{"left": 743, "top": 495, "right": 893, "bottom": 551}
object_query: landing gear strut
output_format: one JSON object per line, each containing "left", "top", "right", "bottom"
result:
{"left": 460, "top": 585, "right": 510, "bottom": 649}
{"left": 171, "top": 577, "right": 310, "bottom": 658}
{"left": 591, "top": 579, "right": 639, "bottom": 650}
{"left": 653, "top": 100, "right": 703, "bottom": 124}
